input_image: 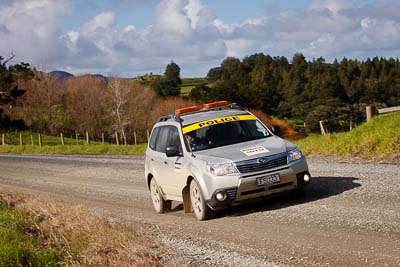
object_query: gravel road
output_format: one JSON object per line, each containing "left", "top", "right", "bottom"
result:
{"left": 0, "top": 154, "right": 399, "bottom": 266}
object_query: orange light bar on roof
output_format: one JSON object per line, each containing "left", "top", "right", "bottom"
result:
{"left": 203, "top": 100, "right": 230, "bottom": 109}
{"left": 175, "top": 105, "right": 201, "bottom": 115}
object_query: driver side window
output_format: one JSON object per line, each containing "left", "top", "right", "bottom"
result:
{"left": 155, "top": 126, "right": 170, "bottom": 153}
{"left": 155, "top": 126, "right": 182, "bottom": 153}
{"left": 168, "top": 127, "right": 182, "bottom": 153}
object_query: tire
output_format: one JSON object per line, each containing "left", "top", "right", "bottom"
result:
{"left": 190, "top": 180, "right": 213, "bottom": 221}
{"left": 149, "top": 178, "right": 171, "bottom": 213}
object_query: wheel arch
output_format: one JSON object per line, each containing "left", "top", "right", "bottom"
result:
{"left": 182, "top": 175, "right": 195, "bottom": 213}
{"left": 146, "top": 173, "right": 154, "bottom": 189}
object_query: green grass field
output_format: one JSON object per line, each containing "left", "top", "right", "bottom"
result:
{"left": 296, "top": 112, "right": 400, "bottom": 161}
{"left": 0, "top": 131, "right": 147, "bottom": 155}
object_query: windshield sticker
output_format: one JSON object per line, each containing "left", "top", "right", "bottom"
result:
{"left": 240, "top": 146, "right": 269, "bottom": 156}
{"left": 182, "top": 114, "right": 256, "bottom": 134}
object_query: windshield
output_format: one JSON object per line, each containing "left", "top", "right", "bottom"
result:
{"left": 184, "top": 119, "right": 271, "bottom": 152}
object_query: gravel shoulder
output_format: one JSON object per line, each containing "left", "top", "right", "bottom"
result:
{"left": 0, "top": 154, "right": 399, "bottom": 266}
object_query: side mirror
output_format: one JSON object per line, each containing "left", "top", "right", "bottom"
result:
{"left": 271, "top": 125, "right": 281, "bottom": 136}
{"left": 166, "top": 145, "right": 182, "bottom": 157}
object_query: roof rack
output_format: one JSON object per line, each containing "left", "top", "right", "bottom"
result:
{"left": 157, "top": 115, "right": 183, "bottom": 123}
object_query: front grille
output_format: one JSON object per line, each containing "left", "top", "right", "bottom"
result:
{"left": 235, "top": 153, "right": 287, "bottom": 174}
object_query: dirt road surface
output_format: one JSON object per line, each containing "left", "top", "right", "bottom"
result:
{"left": 0, "top": 154, "right": 399, "bottom": 266}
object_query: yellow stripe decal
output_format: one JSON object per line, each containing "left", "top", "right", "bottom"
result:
{"left": 182, "top": 114, "right": 256, "bottom": 134}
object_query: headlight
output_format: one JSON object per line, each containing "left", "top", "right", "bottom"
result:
{"left": 287, "top": 147, "right": 304, "bottom": 163}
{"left": 206, "top": 163, "right": 239, "bottom": 176}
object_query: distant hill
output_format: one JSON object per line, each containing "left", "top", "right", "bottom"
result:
{"left": 48, "top": 71, "right": 74, "bottom": 81}
{"left": 79, "top": 74, "right": 108, "bottom": 83}
{"left": 48, "top": 71, "right": 110, "bottom": 83}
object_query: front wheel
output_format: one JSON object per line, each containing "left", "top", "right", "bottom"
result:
{"left": 150, "top": 178, "right": 171, "bottom": 213}
{"left": 190, "top": 180, "right": 213, "bottom": 221}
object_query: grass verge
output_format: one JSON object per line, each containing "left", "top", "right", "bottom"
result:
{"left": 0, "top": 192, "right": 164, "bottom": 266}
{"left": 295, "top": 112, "right": 400, "bottom": 162}
{"left": 0, "top": 144, "right": 147, "bottom": 155}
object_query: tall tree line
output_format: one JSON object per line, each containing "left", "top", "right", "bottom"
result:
{"left": 191, "top": 53, "right": 400, "bottom": 132}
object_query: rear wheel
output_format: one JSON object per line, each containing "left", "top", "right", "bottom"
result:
{"left": 190, "top": 180, "right": 213, "bottom": 221}
{"left": 150, "top": 178, "right": 171, "bottom": 213}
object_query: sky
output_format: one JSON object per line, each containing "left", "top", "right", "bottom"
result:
{"left": 1, "top": 0, "right": 399, "bottom": 77}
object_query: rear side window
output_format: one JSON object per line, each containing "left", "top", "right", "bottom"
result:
{"left": 149, "top": 127, "right": 160, "bottom": 150}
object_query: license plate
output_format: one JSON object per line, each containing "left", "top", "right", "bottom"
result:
{"left": 256, "top": 174, "right": 280, "bottom": 186}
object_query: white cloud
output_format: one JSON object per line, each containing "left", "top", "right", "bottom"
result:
{"left": 82, "top": 12, "right": 115, "bottom": 35}
{"left": 0, "top": 0, "right": 71, "bottom": 64}
{"left": 2, "top": 0, "right": 400, "bottom": 76}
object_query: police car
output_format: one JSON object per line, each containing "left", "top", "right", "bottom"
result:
{"left": 145, "top": 101, "right": 311, "bottom": 220}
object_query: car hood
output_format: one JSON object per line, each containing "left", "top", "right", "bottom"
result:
{"left": 194, "top": 136, "right": 296, "bottom": 163}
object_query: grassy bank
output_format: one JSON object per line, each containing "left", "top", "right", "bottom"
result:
{"left": 296, "top": 112, "right": 400, "bottom": 162}
{"left": 0, "top": 192, "right": 164, "bottom": 266}
{"left": 0, "top": 203, "right": 59, "bottom": 266}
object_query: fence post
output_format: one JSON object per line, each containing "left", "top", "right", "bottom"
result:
{"left": 60, "top": 132, "right": 65, "bottom": 145}
{"left": 30, "top": 134, "right": 34, "bottom": 146}
{"left": 75, "top": 133, "right": 79, "bottom": 145}
{"left": 1, "top": 133, "right": 5, "bottom": 145}
{"left": 366, "top": 105, "right": 373, "bottom": 122}
{"left": 134, "top": 131, "right": 137, "bottom": 145}
{"left": 115, "top": 132, "right": 119, "bottom": 146}
{"left": 38, "top": 134, "right": 42, "bottom": 147}
{"left": 319, "top": 120, "right": 327, "bottom": 135}
{"left": 101, "top": 133, "right": 105, "bottom": 145}
{"left": 85, "top": 131, "right": 90, "bottom": 145}
{"left": 19, "top": 132, "right": 23, "bottom": 146}
{"left": 147, "top": 129, "right": 150, "bottom": 142}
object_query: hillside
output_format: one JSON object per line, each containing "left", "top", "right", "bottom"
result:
{"left": 179, "top": 77, "right": 207, "bottom": 97}
{"left": 48, "top": 70, "right": 74, "bottom": 81}
{"left": 296, "top": 112, "right": 400, "bottom": 162}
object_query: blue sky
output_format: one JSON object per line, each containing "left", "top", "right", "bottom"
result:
{"left": 1, "top": 0, "right": 398, "bottom": 77}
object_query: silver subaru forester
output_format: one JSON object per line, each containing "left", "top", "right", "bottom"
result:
{"left": 145, "top": 101, "right": 311, "bottom": 220}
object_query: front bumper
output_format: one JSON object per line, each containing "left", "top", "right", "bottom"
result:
{"left": 206, "top": 166, "right": 311, "bottom": 210}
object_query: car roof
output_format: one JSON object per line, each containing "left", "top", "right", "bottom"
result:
{"left": 180, "top": 109, "right": 249, "bottom": 126}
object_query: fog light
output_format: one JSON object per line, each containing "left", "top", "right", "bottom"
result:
{"left": 304, "top": 174, "right": 311, "bottom": 182}
{"left": 215, "top": 191, "right": 227, "bottom": 201}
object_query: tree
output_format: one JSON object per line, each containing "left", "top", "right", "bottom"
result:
{"left": 151, "top": 77, "right": 180, "bottom": 97}
{"left": 189, "top": 84, "right": 211, "bottom": 101}
{"left": 18, "top": 71, "right": 67, "bottom": 134}
{"left": 164, "top": 61, "right": 181, "bottom": 85}
{"left": 0, "top": 53, "right": 33, "bottom": 130}
{"left": 206, "top": 67, "right": 222, "bottom": 82}
{"left": 108, "top": 78, "right": 130, "bottom": 145}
